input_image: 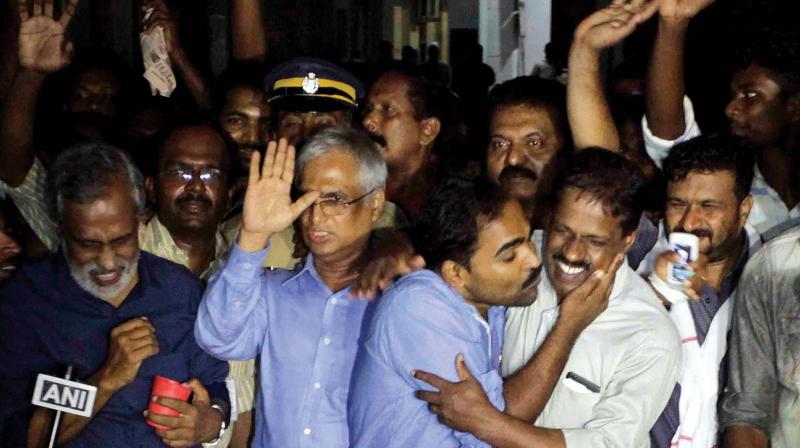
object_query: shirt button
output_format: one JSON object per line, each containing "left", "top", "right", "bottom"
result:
{"left": 323, "top": 337, "right": 331, "bottom": 345}
{"left": 242, "top": 262, "right": 253, "bottom": 270}
{"left": 303, "top": 428, "right": 311, "bottom": 435}
{"left": 313, "top": 382, "right": 321, "bottom": 389}
{"left": 330, "top": 298, "right": 338, "bottom": 305}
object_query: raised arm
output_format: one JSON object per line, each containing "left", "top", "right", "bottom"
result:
{"left": 0, "top": 0, "right": 77, "bottom": 186}
{"left": 142, "top": 0, "right": 210, "bottom": 109}
{"left": 231, "top": 0, "right": 267, "bottom": 62}
{"left": 194, "top": 139, "right": 319, "bottom": 358}
{"left": 645, "top": 0, "right": 715, "bottom": 139}
{"left": 567, "top": 0, "right": 659, "bottom": 150}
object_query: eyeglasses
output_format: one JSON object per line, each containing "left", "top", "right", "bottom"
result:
{"left": 308, "top": 189, "right": 376, "bottom": 216}
{"left": 161, "top": 167, "right": 226, "bottom": 184}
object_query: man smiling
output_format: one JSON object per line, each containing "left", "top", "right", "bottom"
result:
{"left": 0, "top": 143, "right": 230, "bottom": 447}
{"left": 348, "top": 177, "right": 542, "bottom": 447}
{"left": 504, "top": 149, "right": 679, "bottom": 447}
{"left": 414, "top": 149, "right": 680, "bottom": 448}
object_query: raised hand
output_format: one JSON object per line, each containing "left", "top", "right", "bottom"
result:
{"left": 659, "top": 0, "right": 715, "bottom": 23}
{"left": 239, "top": 139, "right": 320, "bottom": 252}
{"left": 141, "top": 0, "right": 180, "bottom": 56}
{"left": 573, "top": 0, "right": 661, "bottom": 51}
{"left": 18, "top": 0, "right": 78, "bottom": 74}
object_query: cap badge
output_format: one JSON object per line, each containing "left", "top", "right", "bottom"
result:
{"left": 302, "top": 72, "right": 320, "bottom": 94}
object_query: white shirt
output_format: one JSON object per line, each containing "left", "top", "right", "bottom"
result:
{"left": 642, "top": 96, "right": 800, "bottom": 239}
{"left": 504, "top": 234, "right": 681, "bottom": 448}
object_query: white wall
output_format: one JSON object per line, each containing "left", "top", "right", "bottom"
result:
{"left": 479, "top": 0, "right": 550, "bottom": 83}
{"left": 521, "top": 0, "right": 551, "bottom": 75}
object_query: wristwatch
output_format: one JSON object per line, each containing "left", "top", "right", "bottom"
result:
{"left": 205, "top": 403, "right": 229, "bottom": 445}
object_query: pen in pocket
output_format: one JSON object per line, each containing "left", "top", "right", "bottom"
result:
{"left": 566, "top": 371, "right": 600, "bottom": 393}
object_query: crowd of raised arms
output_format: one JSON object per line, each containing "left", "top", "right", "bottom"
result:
{"left": 0, "top": 0, "right": 798, "bottom": 447}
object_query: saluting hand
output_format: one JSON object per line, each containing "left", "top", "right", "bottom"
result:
{"left": 239, "top": 139, "right": 319, "bottom": 252}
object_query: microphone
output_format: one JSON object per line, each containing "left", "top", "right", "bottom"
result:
{"left": 31, "top": 365, "right": 97, "bottom": 448}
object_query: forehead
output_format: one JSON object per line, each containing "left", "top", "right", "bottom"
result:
{"left": 299, "top": 149, "right": 362, "bottom": 193}
{"left": 368, "top": 74, "right": 411, "bottom": 102}
{"left": 62, "top": 181, "right": 138, "bottom": 234}
{"left": 732, "top": 63, "right": 784, "bottom": 92}
{"left": 76, "top": 68, "right": 119, "bottom": 89}
{"left": 280, "top": 109, "right": 345, "bottom": 121}
{"left": 491, "top": 104, "right": 558, "bottom": 136}
{"left": 475, "top": 200, "right": 529, "bottom": 253}
{"left": 668, "top": 170, "right": 737, "bottom": 198}
{"left": 552, "top": 188, "right": 623, "bottom": 239}
{"left": 160, "top": 126, "right": 228, "bottom": 166}
{"left": 223, "top": 86, "right": 269, "bottom": 114}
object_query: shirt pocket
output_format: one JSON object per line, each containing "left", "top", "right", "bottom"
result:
{"left": 546, "top": 372, "right": 602, "bottom": 427}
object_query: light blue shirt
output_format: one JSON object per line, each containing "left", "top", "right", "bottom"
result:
{"left": 348, "top": 270, "right": 506, "bottom": 447}
{"left": 194, "top": 243, "right": 371, "bottom": 448}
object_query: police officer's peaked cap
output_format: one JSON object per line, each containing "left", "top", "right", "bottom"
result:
{"left": 263, "top": 57, "right": 365, "bottom": 112}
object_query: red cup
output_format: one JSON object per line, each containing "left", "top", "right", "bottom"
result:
{"left": 146, "top": 375, "right": 192, "bottom": 430}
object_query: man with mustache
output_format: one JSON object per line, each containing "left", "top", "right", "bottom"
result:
{"left": 566, "top": 6, "right": 761, "bottom": 445}
{"left": 142, "top": 120, "right": 233, "bottom": 278}
{"left": 0, "top": 143, "right": 230, "bottom": 447}
{"left": 349, "top": 176, "right": 620, "bottom": 446}
{"left": 349, "top": 75, "right": 568, "bottom": 297}
{"left": 643, "top": 0, "right": 800, "bottom": 239}
{"left": 362, "top": 70, "right": 454, "bottom": 219}
{"left": 349, "top": 176, "right": 541, "bottom": 446}
{"left": 142, "top": 119, "right": 269, "bottom": 447}
{"left": 485, "top": 76, "right": 569, "bottom": 229}
{"left": 636, "top": 135, "right": 756, "bottom": 448}
{"left": 415, "top": 149, "right": 680, "bottom": 448}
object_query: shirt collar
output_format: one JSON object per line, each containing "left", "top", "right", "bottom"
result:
{"left": 718, "top": 229, "right": 751, "bottom": 299}
{"left": 284, "top": 254, "right": 318, "bottom": 285}
{"left": 140, "top": 215, "right": 229, "bottom": 277}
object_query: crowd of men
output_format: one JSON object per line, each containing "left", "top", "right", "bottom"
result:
{"left": 0, "top": 0, "right": 798, "bottom": 447}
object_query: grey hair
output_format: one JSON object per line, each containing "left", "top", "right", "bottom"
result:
{"left": 296, "top": 127, "right": 387, "bottom": 193}
{"left": 47, "top": 142, "right": 146, "bottom": 223}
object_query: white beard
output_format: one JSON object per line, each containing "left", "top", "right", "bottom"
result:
{"left": 63, "top": 242, "right": 140, "bottom": 303}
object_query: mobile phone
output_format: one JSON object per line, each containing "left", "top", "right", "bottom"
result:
{"left": 668, "top": 232, "right": 699, "bottom": 284}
